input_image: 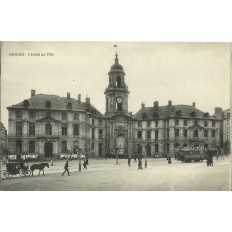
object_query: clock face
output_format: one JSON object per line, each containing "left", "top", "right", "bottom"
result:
{"left": 117, "top": 97, "right": 123, "bottom": 104}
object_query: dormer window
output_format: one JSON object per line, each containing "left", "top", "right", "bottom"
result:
{"left": 23, "top": 100, "right": 29, "bottom": 108}
{"left": 204, "top": 112, "right": 209, "bottom": 118}
{"left": 190, "top": 111, "right": 196, "bottom": 117}
{"left": 45, "top": 101, "right": 52, "bottom": 109}
{"left": 175, "top": 110, "right": 182, "bottom": 116}
{"left": 142, "top": 113, "right": 147, "bottom": 119}
{"left": 67, "top": 102, "right": 72, "bottom": 110}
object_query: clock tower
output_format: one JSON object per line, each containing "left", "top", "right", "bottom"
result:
{"left": 104, "top": 53, "right": 129, "bottom": 115}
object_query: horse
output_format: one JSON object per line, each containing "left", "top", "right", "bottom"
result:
{"left": 30, "top": 162, "right": 49, "bottom": 176}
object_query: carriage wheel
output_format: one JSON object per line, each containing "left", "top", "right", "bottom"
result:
{"left": 4, "top": 171, "right": 12, "bottom": 179}
{"left": 26, "top": 170, "right": 32, "bottom": 176}
{"left": 1, "top": 170, "right": 6, "bottom": 179}
{"left": 19, "top": 169, "right": 26, "bottom": 177}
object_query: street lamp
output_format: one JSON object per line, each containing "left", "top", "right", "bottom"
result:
{"left": 84, "top": 143, "right": 88, "bottom": 165}
{"left": 144, "top": 145, "right": 148, "bottom": 168}
{"left": 78, "top": 148, "right": 82, "bottom": 171}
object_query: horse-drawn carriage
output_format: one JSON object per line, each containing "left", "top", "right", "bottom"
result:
{"left": 1, "top": 161, "right": 31, "bottom": 178}
{"left": 1, "top": 161, "right": 49, "bottom": 179}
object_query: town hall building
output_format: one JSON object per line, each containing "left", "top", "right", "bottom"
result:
{"left": 7, "top": 53, "right": 222, "bottom": 158}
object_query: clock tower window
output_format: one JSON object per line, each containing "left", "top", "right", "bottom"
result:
{"left": 116, "top": 76, "right": 122, "bottom": 88}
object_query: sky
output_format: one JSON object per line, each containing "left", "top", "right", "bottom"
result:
{"left": 1, "top": 42, "right": 230, "bottom": 129}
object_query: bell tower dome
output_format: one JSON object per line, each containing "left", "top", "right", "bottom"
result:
{"left": 104, "top": 53, "right": 129, "bottom": 115}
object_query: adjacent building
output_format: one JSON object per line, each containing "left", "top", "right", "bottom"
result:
{"left": 223, "top": 109, "right": 230, "bottom": 155}
{"left": 6, "top": 53, "right": 222, "bottom": 158}
{"left": 0, "top": 122, "right": 8, "bottom": 160}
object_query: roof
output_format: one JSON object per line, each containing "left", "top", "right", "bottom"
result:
{"left": 7, "top": 94, "right": 104, "bottom": 117}
{"left": 109, "top": 54, "right": 124, "bottom": 73}
{"left": 134, "top": 104, "right": 217, "bottom": 120}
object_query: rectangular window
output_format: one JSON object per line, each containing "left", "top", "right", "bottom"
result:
{"left": 92, "top": 128, "right": 95, "bottom": 139}
{"left": 204, "top": 121, "right": 208, "bottom": 127}
{"left": 155, "top": 120, "right": 158, "bottom": 127}
{"left": 212, "top": 121, "right": 215, "bottom": 127}
{"left": 155, "top": 130, "right": 158, "bottom": 140}
{"left": 167, "top": 129, "right": 169, "bottom": 140}
{"left": 29, "top": 141, "right": 35, "bottom": 153}
{"left": 155, "top": 144, "right": 159, "bottom": 153}
{"left": 138, "top": 122, "right": 142, "bottom": 128}
{"left": 212, "top": 130, "right": 216, "bottom": 138}
{"left": 74, "top": 124, "right": 79, "bottom": 136}
{"left": 147, "top": 121, "right": 150, "bottom": 127}
{"left": 137, "top": 131, "right": 142, "bottom": 139}
{"left": 175, "top": 119, "right": 179, "bottom": 126}
{"left": 62, "top": 124, "right": 67, "bottom": 136}
{"left": 175, "top": 129, "right": 179, "bottom": 137}
{"left": 16, "top": 122, "right": 22, "bottom": 136}
{"left": 167, "top": 120, "right": 169, "bottom": 126}
{"left": 204, "top": 130, "right": 208, "bottom": 137}
{"left": 184, "top": 120, "right": 187, "bottom": 126}
{"left": 99, "top": 129, "right": 103, "bottom": 140}
{"left": 147, "top": 131, "right": 151, "bottom": 139}
{"left": 183, "top": 129, "right": 187, "bottom": 137}
{"left": 92, "top": 118, "right": 95, "bottom": 125}
{"left": 16, "top": 110, "right": 22, "bottom": 118}
{"left": 29, "top": 123, "right": 35, "bottom": 136}
{"left": 62, "top": 141, "right": 67, "bottom": 153}
{"left": 29, "top": 111, "right": 35, "bottom": 119}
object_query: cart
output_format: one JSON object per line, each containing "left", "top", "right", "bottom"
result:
{"left": 1, "top": 161, "right": 31, "bottom": 179}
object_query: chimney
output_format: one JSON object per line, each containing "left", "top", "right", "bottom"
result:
{"left": 31, "top": 89, "right": 36, "bottom": 97}
{"left": 86, "top": 97, "right": 90, "bottom": 105}
{"left": 67, "top": 92, "right": 70, "bottom": 98}
{"left": 153, "top": 101, "right": 159, "bottom": 108}
{"left": 192, "top": 102, "right": 196, "bottom": 107}
{"left": 214, "top": 107, "right": 222, "bottom": 116}
{"left": 78, "top": 94, "right": 81, "bottom": 103}
{"left": 168, "top": 100, "right": 172, "bottom": 106}
{"left": 141, "top": 102, "right": 145, "bottom": 108}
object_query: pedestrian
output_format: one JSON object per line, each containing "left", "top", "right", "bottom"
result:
{"left": 62, "top": 160, "right": 70, "bottom": 176}
{"left": 128, "top": 155, "right": 131, "bottom": 167}
{"left": 168, "top": 154, "right": 171, "bottom": 164}
{"left": 50, "top": 160, "right": 53, "bottom": 166}
{"left": 166, "top": 153, "right": 169, "bottom": 160}
{"left": 174, "top": 153, "right": 177, "bottom": 160}
{"left": 83, "top": 159, "right": 87, "bottom": 170}
{"left": 138, "top": 158, "right": 142, "bottom": 170}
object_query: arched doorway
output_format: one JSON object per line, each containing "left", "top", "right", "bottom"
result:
{"left": 44, "top": 142, "right": 53, "bottom": 157}
{"left": 116, "top": 134, "right": 126, "bottom": 154}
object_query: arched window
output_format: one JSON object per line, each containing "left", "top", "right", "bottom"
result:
{"left": 116, "top": 102, "right": 122, "bottom": 111}
{"left": 116, "top": 76, "right": 122, "bottom": 88}
{"left": 46, "top": 123, "right": 52, "bottom": 135}
{"left": 74, "top": 113, "right": 79, "bottom": 121}
{"left": 62, "top": 112, "right": 67, "bottom": 121}
{"left": 194, "top": 129, "right": 198, "bottom": 138}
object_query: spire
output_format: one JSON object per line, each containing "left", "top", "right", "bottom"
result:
{"left": 115, "top": 53, "right": 119, "bottom": 64}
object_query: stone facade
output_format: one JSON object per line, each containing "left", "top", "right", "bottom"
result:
{"left": 223, "top": 109, "right": 230, "bottom": 155}
{"left": 0, "top": 122, "right": 8, "bottom": 160}
{"left": 7, "top": 53, "right": 222, "bottom": 158}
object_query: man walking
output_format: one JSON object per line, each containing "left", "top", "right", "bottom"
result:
{"left": 128, "top": 155, "right": 131, "bottom": 167}
{"left": 62, "top": 160, "right": 70, "bottom": 176}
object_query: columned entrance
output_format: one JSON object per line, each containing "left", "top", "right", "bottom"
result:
{"left": 44, "top": 142, "right": 53, "bottom": 157}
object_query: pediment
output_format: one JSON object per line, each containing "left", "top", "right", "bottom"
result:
{"left": 110, "top": 112, "right": 134, "bottom": 121}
